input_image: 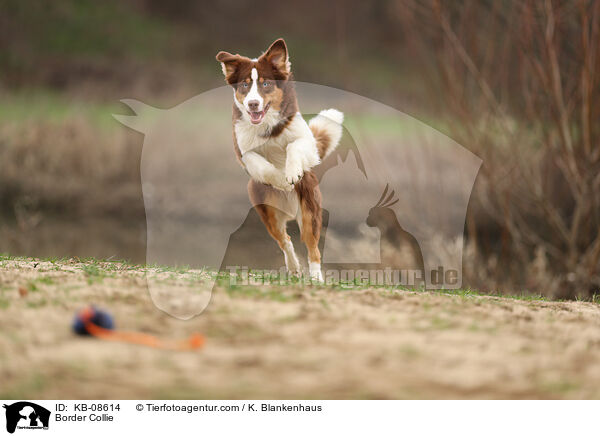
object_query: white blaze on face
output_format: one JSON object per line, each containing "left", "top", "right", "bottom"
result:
{"left": 244, "top": 68, "right": 264, "bottom": 121}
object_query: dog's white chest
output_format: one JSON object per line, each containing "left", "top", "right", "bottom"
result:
{"left": 235, "top": 120, "right": 293, "bottom": 170}
{"left": 256, "top": 140, "right": 287, "bottom": 169}
{"left": 234, "top": 110, "right": 282, "bottom": 154}
{"left": 234, "top": 123, "right": 269, "bottom": 154}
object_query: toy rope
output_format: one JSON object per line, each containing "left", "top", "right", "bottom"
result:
{"left": 79, "top": 307, "right": 204, "bottom": 351}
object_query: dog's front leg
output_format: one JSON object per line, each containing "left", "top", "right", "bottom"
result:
{"left": 285, "top": 136, "right": 319, "bottom": 185}
{"left": 242, "top": 151, "right": 292, "bottom": 191}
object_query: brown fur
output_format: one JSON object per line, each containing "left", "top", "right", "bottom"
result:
{"left": 310, "top": 126, "right": 331, "bottom": 159}
{"left": 267, "top": 114, "right": 295, "bottom": 138}
{"left": 294, "top": 171, "right": 322, "bottom": 238}
{"left": 232, "top": 105, "right": 243, "bottom": 166}
{"left": 253, "top": 203, "right": 290, "bottom": 251}
{"left": 247, "top": 180, "right": 294, "bottom": 251}
{"left": 301, "top": 202, "right": 321, "bottom": 264}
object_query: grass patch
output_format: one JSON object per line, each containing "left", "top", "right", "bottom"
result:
{"left": 26, "top": 299, "right": 48, "bottom": 309}
{"left": 538, "top": 379, "right": 581, "bottom": 395}
{"left": 398, "top": 345, "right": 420, "bottom": 359}
{"left": 429, "top": 316, "right": 455, "bottom": 330}
{"left": 0, "top": 90, "right": 124, "bottom": 130}
{"left": 36, "top": 276, "right": 56, "bottom": 285}
{"left": 416, "top": 287, "right": 550, "bottom": 302}
{"left": 0, "top": 373, "right": 46, "bottom": 399}
{"left": 0, "top": 298, "right": 10, "bottom": 310}
{"left": 225, "top": 286, "right": 294, "bottom": 302}
{"left": 3, "top": 0, "right": 172, "bottom": 65}
{"left": 0, "top": 253, "right": 27, "bottom": 262}
{"left": 25, "top": 277, "right": 56, "bottom": 292}
{"left": 79, "top": 263, "right": 114, "bottom": 284}
{"left": 0, "top": 254, "right": 578, "bottom": 303}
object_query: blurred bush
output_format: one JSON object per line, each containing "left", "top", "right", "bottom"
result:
{"left": 395, "top": 0, "right": 600, "bottom": 298}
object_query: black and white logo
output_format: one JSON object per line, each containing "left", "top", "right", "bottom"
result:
{"left": 3, "top": 402, "right": 50, "bottom": 434}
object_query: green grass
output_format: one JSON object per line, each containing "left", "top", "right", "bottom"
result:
{"left": 3, "top": 0, "right": 171, "bottom": 65}
{"left": 0, "top": 90, "right": 125, "bottom": 130}
{"left": 429, "top": 315, "right": 456, "bottom": 330}
{"left": 538, "top": 379, "right": 582, "bottom": 395}
{"left": 26, "top": 299, "right": 48, "bottom": 309}
{"left": 0, "top": 253, "right": 585, "bottom": 303}
{"left": 79, "top": 263, "right": 119, "bottom": 284}
{"left": 344, "top": 113, "right": 429, "bottom": 137}
{"left": 0, "top": 298, "right": 10, "bottom": 310}
{"left": 398, "top": 344, "right": 420, "bottom": 359}
{"left": 35, "top": 276, "right": 55, "bottom": 285}
{"left": 430, "top": 287, "right": 550, "bottom": 302}
{"left": 0, "top": 373, "right": 47, "bottom": 400}
{"left": 225, "top": 285, "right": 295, "bottom": 302}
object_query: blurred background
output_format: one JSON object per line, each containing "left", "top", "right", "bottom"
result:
{"left": 0, "top": 0, "right": 598, "bottom": 299}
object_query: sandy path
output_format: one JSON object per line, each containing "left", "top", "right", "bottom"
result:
{"left": 1, "top": 257, "right": 600, "bottom": 399}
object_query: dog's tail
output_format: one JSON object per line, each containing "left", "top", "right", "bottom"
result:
{"left": 309, "top": 109, "right": 344, "bottom": 160}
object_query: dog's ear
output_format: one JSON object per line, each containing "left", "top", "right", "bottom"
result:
{"left": 261, "top": 38, "right": 291, "bottom": 77}
{"left": 216, "top": 51, "right": 241, "bottom": 83}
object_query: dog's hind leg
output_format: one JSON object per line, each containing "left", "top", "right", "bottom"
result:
{"left": 295, "top": 172, "right": 324, "bottom": 282}
{"left": 300, "top": 202, "right": 323, "bottom": 282}
{"left": 248, "top": 180, "right": 301, "bottom": 277}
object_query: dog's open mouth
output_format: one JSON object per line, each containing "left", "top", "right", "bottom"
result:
{"left": 248, "top": 103, "right": 270, "bottom": 124}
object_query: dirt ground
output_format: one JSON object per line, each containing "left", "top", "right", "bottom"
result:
{"left": 1, "top": 257, "right": 600, "bottom": 399}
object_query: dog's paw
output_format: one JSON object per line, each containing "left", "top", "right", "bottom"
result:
{"left": 309, "top": 263, "right": 324, "bottom": 283}
{"left": 310, "top": 271, "right": 324, "bottom": 283}
{"left": 269, "top": 171, "right": 294, "bottom": 192}
{"left": 285, "top": 159, "right": 304, "bottom": 186}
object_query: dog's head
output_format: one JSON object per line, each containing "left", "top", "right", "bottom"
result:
{"left": 216, "top": 38, "right": 294, "bottom": 126}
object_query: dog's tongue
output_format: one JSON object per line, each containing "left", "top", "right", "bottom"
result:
{"left": 250, "top": 111, "right": 264, "bottom": 123}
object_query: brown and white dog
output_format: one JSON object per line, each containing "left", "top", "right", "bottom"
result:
{"left": 216, "top": 38, "right": 343, "bottom": 281}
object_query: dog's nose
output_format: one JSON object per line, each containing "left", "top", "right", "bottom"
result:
{"left": 248, "top": 100, "right": 260, "bottom": 111}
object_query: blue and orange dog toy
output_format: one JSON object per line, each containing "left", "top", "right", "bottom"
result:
{"left": 73, "top": 306, "right": 204, "bottom": 351}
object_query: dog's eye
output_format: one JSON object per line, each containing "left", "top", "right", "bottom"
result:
{"left": 262, "top": 81, "right": 270, "bottom": 87}
{"left": 242, "top": 83, "right": 249, "bottom": 88}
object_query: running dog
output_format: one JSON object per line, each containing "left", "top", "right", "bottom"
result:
{"left": 216, "top": 38, "right": 343, "bottom": 281}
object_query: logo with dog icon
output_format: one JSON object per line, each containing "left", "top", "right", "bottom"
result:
{"left": 3, "top": 402, "right": 50, "bottom": 434}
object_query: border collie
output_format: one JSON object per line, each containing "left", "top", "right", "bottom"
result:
{"left": 216, "top": 38, "right": 343, "bottom": 281}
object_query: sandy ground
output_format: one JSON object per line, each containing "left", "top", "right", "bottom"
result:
{"left": 1, "top": 257, "right": 600, "bottom": 399}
